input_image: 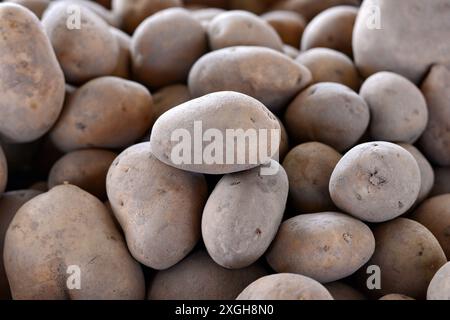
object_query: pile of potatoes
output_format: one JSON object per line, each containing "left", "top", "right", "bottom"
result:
{"left": 0, "top": 0, "right": 450, "bottom": 301}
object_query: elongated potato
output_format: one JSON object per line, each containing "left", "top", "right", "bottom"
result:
{"left": 0, "top": 3, "right": 65, "bottom": 143}
{"left": 261, "top": 10, "right": 306, "bottom": 47}
{"left": 109, "top": 27, "right": 131, "bottom": 79}
{"left": 153, "top": 84, "right": 191, "bottom": 120}
{"left": 4, "top": 185, "right": 145, "bottom": 300}
{"left": 0, "top": 146, "right": 7, "bottom": 194}
{"left": 6, "top": 0, "right": 49, "bottom": 18}
{"left": 427, "top": 262, "right": 450, "bottom": 300}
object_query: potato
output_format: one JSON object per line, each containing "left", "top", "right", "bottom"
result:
{"left": 266, "top": 212, "right": 375, "bottom": 283}
{"left": 283, "top": 142, "right": 341, "bottom": 213}
{"left": 150, "top": 91, "right": 280, "bottom": 174}
{"left": 188, "top": 46, "right": 312, "bottom": 113}
{"left": 29, "top": 181, "right": 48, "bottom": 192}
{"left": 112, "top": 0, "right": 182, "bottom": 34}
{"left": 277, "top": 117, "right": 290, "bottom": 162}
{"left": 0, "top": 146, "right": 7, "bottom": 194}
{"left": 329, "top": 142, "right": 421, "bottom": 222}
{"left": 131, "top": 8, "right": 207, "bottom": 88}
{"left": 301, "top": 6, "right": 358, "bottom": 57}
{"left": 148, "top": 251, "right": 268, "bottom": 300}
{"left": 0, "top": 190, "right": 42, "bottom": 300}
{"left": 282, "top": 44, "right": 299, "bottom": 59}
{"left": 207, "top": 11, "right": 283, "bottom": 51}
{"left": 48, "top": 149, "right": 117, "bottom": 200}
{"left": 202, "top": 161, "right": 288, "bottom": 269}
{"left": 356, "top": 218, "right": 446, "bottom": 299}
{"left": 190, "top": 7, "right": 226, "bottom": 27}
{"left": 152, "top": 84, "right": 191, "bottom": 120}
{"left": 296, "top": 48, "right": 360, "bottom": 91}
{"left": 261, "top": 10, "right": 306, "bottom": 47}
{"left": 109, "top": 27, "right": 131, "bottom": 79}
{"left": 360, "top": 72, "right": 428, "bottom": 143}
{"left": 431, "top": 167, "right": 450, "bottom": 197}
{"left": 4, "top": 185, "right": 145, "bottom": 299}
{"left": 50, "top": 76, "right": 153, "bottom": 152}
{"left": 6, "top": 0, "right": 49, "bottom": 18}
{"left": 106, "top": 143, "right": 207, "bottom": 270}
{"left": 284, "top": 83, "right": 369, "bottom": 152}
{"left": 42, "top": 2, "right": 120, "bottom": 84}
{"left": 418, "top": 65, "right": 450, "bottom": 166}
{"left": 229, "top": 0, "right": 278, "bottom": 14}
{"left": 54, "top": 0, "right": 119, "bottom": 27}
{"left": 271, "top": 0, "right": 359, "bottom": 21}
{"left": 324, "top": 282, "right": 366, "bottom": 300}
{"left": 379, "top": 294, "right": 415, "bottom": 301}
{"left": 236, "top": 273, "right": 333, "bottom": 300}
{"left": 0, "top": 3, "right": 65, "bottom": 143}
{"left": 427, "top": 262, "right": 450, "bottom": 300}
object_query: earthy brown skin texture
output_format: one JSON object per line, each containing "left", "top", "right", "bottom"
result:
{"left": 148, "top": 251, "right": 268, "bottom": 300}
{"left": 301, "top": 5, "right": 358, "bottom": 57}
{"left": 271, "top": 0, "right": 359, "bottom": 21}
{"left": 4, "top": 185, "right": 145, "bottom": 300}
{"left": 50, "top": 76, "right": 154, "bottom": 152}
{"left": 360, "top": 72, "right": 428, "bottom": 143}
{"left": 42, "top": 2, "right": 120, "bottom": 85}
{"left": 48, "top": 149, "right": 117, "bottom": 200}
{"left": 419, "top": 65, "right": 450, "bottom": 166}
{"left": 109, "top": 27, "right": 131, "bottom": 79}
{"left": 430, "top": 167, "right": 450, "bottom": 197}
{"left": 152, "top": 84, "right": 191, "bottom": 120}
{"left": 6, "top": 0, "right": 49, "bottom": 18}
{"left": 427, "top": 262, "right": 450, "bottom": 300}
{"left": 379, "top": 294, "right": 415, "bottom": 301}
{"left": 357, "top": 218, "right": 446, "bottom": 300}
{"left": 329, "top": 142, "right": 421, "bottom": 223}
{"left": 237, "top": 273, "right": 333, "bottom": 300}
{"left": 353, "top": 0, "right": 450, "bottom": 84}
{"left": 188, "top": 46, "right": 312, "bottom": 113}
{"left": 29, "top": 181, "right": 48, "bottom": 192}
{"left": 207, "top": 10, "right": 284, "bottom": 51}
{"left": 229, "top": 0, "right": 279, "bottom": 14}
{"left": 284, "top": 83, "right": 369, "bottom": 152}
{"left": 261, "top": 10, "right": 306, "bottom": 47}
{"left": 324, "top": 282, "right": 366, "bottom": 300}
{"left": 0, "top": 190, "right": 42, "bottom": 300}
{"left": 266, "top": 212, "right": 375, "bottom": 283}
{"left": 202, "top": 161, "right": 288, "bottom": 269}
{"left": 0, "top": 146, "right": 7, "bottom": 194}
{"left": 283, "top": 142, "right": 341, "bottom": 213}
{"left": 106, "top": 143, "right": 208, "bottom": 270}
{"left": 0, "top": 4, "right": 65, "bottom": 143}
{"left": 296, "top": 48, "right": 361, "bottom": 91}
{"left": 277, "top": 117, "right": 289, "bottom": 162}
{"left": 131, "top": 8, "right": 207, "bottom": 88}
{"left": 150, "top": 91, "right": 281, "bottom": 175}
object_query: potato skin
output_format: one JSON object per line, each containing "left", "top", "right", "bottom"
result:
{"left": 109, "top": 27, "right": 131, "bottom": 79}
{"left": 152, "top": 84, "right": 191, "bottom": 120}
{"left": 106, "top": 143, "right": 208, "bottom": 270}
{"left": 271, "top": 0, "right": 359, "bottom": 21}
{"left": 261, "top": 10, "right": 306, "bottom": 47}
{"left": 0, "top": 146, "right": 7, "bottom": 194}
{"left": 379, "top": 294, "right": 415, "bottom": 301}
{"left": 0, "top": 3, "right": 65, "bottom": 143}
{"left": 282, "top": 44, "right": 299, "bottom": 59}
{"left": 266, "top": 212, "right": 375, "bottom": 283}
{"left": 329, "top": 142, "right": 421, "bottom": 223}
{"left": 427, "top": 262, "right": 450, "bottom": 300}
{"left": 4, "top": 185, "right": 145, "bottom": 300}
{"left": 431, "top": 167, "right": 450, "bottom": 197}
{"left": 324, "top": 282, "right": 366, "bottom": 300}
{"left": 6, "top": 0, "right": 49, "bottom": 18}
{"left": 237, "top": 273, "right": 333, "bottom": 300}
{"left": 148, "top": 251, "right": 268, "bottom": 300}
{"left": 50, "top": 77, "right": 153, "bottom": 152}
{"left": 189, "top": 46, "right": 312, "bottom": 113}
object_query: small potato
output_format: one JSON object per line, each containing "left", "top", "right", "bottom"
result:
{"left": 109, "top": 27, "right": 131, "bottom": 79}
{"left": 48, "top": 149, "right": 117, "bottom": 200}
{"left": 301, "top": 6, "right": 358, "bottom": 57}
{"left": 329, "top": 142, "right": 421, "bottom": 222}
{"left": 427, "top": 262, "right": 450, "bottom": 300}
{"left": 148, "top": 251, "right": 268, "bottom": 300}
{"left": 131, "top": 8, "right": 207, "bottom": 88}
{"left": 207, "top": 10, "right": 283, "bottom": 51}
{"left": 379, "top": 294, "right": 415, "bottom": 301}
{"left": 324, "top": 282, "right": 366, "bottom": 300}
{"left": 237, "top": 273, "right": 333, "bottom": 300}
{"left": 431, "top": 167, "right": 450, "bottom": 197}
{"left": 152, "top": 84, "right": 192, "bottom": 120}
{"left": 296, "top": 48, "right": 361, "bottom": 91}
{"left": 189, "top": 46, "right": 312, "bottom": 113}
{"left": 6, "top": 0, "right": 49, "bottom": 18}
{"left": 284, "top": 83, "right": 369, "bottom": 152}
{"left": 261, "top": 10, "right": 306, "bottom": 47}
{"left": 0, "top": 146, "right": 7, "bottom": 194}
{"left": 4, "top": 185, "right": 145, "bottom": 300}
{"left": 282, "top": 44, "right": 299, "bottom": 59}
{"left": 283, "top": 142, "right": 341, "bottom": 213}
{"left": 50, "top": 77, "right": 153, "bottom": 152}
{"left": 266, "top": 212, "right": 375, "bottom": 283}
{"left": 360, "top": 72, "right": 428, "bottom": 143}
{"left": 106, "top": 143, "right": 208, "bottom": 270}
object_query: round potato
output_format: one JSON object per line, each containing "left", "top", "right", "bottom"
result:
{"left": 0, "top": 146, "right": 7, "bottom": 194}
{"left": 188, "top": 46, "right": 312, "bottom": 113}
{"left": 4, "top": 185, "right": 145, "bottom": 300}
{"left": 6, "top": 0, "right": 49, "bottom": 18}
{"left": 283, "top": 142, "right": 341, "bottom": 213}
{"left": 360, "top": 72, "right": 428, "bottom": 143}
{"left": 261, "top": 10, "right": 306, "bottom": 47}
{"left": 431, "top": 167, "right": 450, "bottom": 197}
{"left": 329, "top": 142, "right": 421, "bottom": 222}
{"left": 324, "top": 282, "right": 366, "bottom": 300}
{"left": 109, "top": 27, "right": 131, "bottom": 79}
{"left": 237, "top": 273, "right": 333, "bottom": 300}
{"left": 284, "top": 83, "right": 369, "bottom": 152}
{"left": 0, "top": 3, "right": 65, "bottom": 143}
{"left": 379, "top": 294, "right": 415, "bottom": 301}
{"left": 50, "top": 76, "right": 153, "bottom": 152}
{"left": 152, "top": 84, "right": 191, "bottom": 120}
{"left": 266, "top": 212, "right": 375, "bottom": 283}
{"left": 427, "top": 262, "right": 450, "bottom": 300}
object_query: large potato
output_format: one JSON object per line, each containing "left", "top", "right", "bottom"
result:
{"left": 148, "top": 251, "right": 268, "bottom": 300}
{"left": 0, "top": 3, "right": 65, "bottom": 143}
{"left": 261, "top": 10, "right": 306, "bottom": 47}
{"left": 6, "top": 0, "right": 49, "bottom": 18}
{"left": 0, "top": 146, "right": 7, "bottom": 194}
{"left": 427, "top": 262, "right": 450, "bottom": 300}
{"left": 266, "top": 212, "right": 375, "bottom": 283}
{"left": 329, "top": 142, "right": 421, "bottom": 222}
{"left": 109, "top": 27, "right": 131, "bottom": 79}
{"left": 3, "top": 185, "right": 145, "bottom": 299}
{"left": 271, "top": 0, "right": 359, "bottom": 21}
{"left": 237, "top": 273, "right": 333, "bottom": 300}
{"left": 50, "top": 77, "right": 153, "bottom": 152}
{"left": 324, "top": 282, "right": 366, "bottom": 300}
{"left": 152, "top": 84, "right": 191, "bottom": 120}
{"left": 188, "top": 46, "right": 312, "bottom": 113}
{"left": 106, "top": 143, "right": 207, "bottom": 270}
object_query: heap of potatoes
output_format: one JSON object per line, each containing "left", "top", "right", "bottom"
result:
{"left": 0, "top": 0, "right": 450, "bottom": 301}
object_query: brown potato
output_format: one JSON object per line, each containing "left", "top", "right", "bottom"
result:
{"left": 430, "top": 167, "right": 450, "bottom": 197}
{"left": 427, "top": 262, "right": 450, "bottom": 300}
{"left": 379, "top": 294, "right": 415, "bottom": 301}
{"left": 152, "top": 84, "right": 192, "bottom": 120}
{"left": 29, "top": 181, "right": 48, "bottom": 192}
{"left": 54, "top": 0, "right": 119, "bottom": 27}
{"left": 50, "top": 76, "right": 153, "bottom": 152}
{"left": 109, "top": 27, "right": 131, "bottom": 79}
{"left": 261, "top": 10, "right": 306, "bottom": 47}
{"left": 324, "top": 282, "right": 366, "bottom": 300}
{"left": 0, "top": 146, "right": 7, "bottom": 194}
{"left": 4, "top": 185, "right": 145, "bottom": 299}
{"left": 6, "top": 0, "right": 49, "bottom": 18}
{"left": 277, "top": 117, "right": 290, "bottom": 162}
{"left": 271, "top": 0, "right": 359, "bottom": 21}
